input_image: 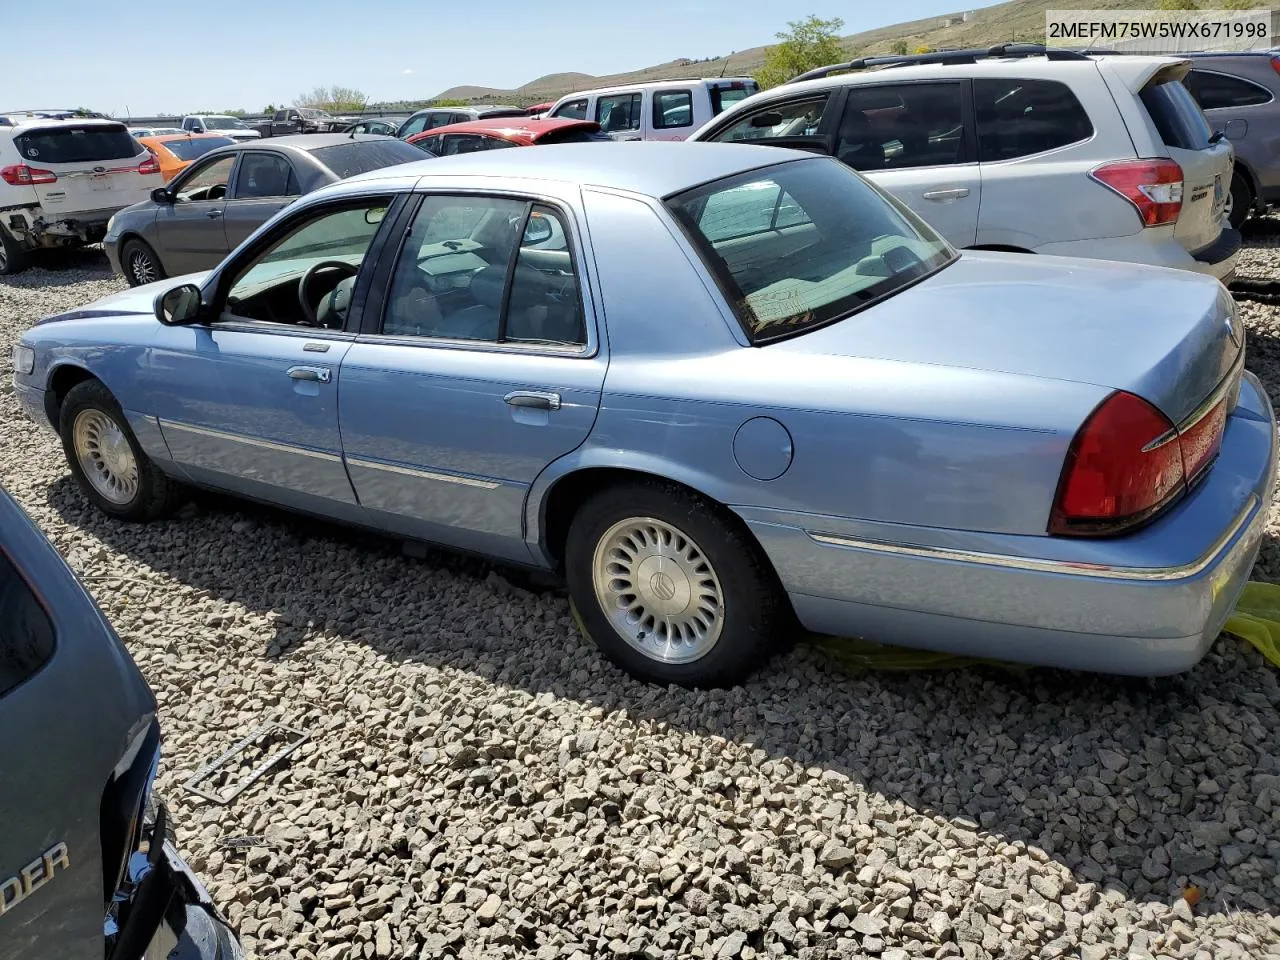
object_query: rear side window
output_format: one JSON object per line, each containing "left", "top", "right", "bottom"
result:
{"left": 653, "top": 90, "right": 694, "bottom": 130}
{"left": 0, "top": 550, "right": 55, "bottom": 699}
{"left": 1141, "top": 79, "right": 1214, "bottom": 150}
{"left": 711, "top": 95, "right": 829, "bottom": 141}
{"left": 162, "top": 136, "right": 236, "bottom": 161}
{"left": 14, "top": 125, "right": 139, "bottom": 164}
{"left": 974, "top": 78, "right": 1094, "bottom": 161}
{"left": 596, "top": 93, "right": 642, "bottom": 134}
{"left": 311, "top": 139, "right": 425, "bottom": 179}
{"left": 553, "top": 99, "right": 589, "bottom": 121}
{"left": 1185, "top": 69, "right": 1273, "bottom": 110}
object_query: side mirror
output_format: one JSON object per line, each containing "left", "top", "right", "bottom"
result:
{"left": 151, "top": 187, "right": 173, "bottom": 204}
{"left": 155, "top": 283, "right": 203, "bottom": 325}
{"left": 524, "top": 214, "right": 554, "bottom": 245}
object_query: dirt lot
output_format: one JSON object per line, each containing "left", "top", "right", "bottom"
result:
{"left": 1, "top": 239, "right": 1279, "bottom": 960}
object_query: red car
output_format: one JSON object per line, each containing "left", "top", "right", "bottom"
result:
{"left": 407, "top": 117, "right": 610, "bottom": 156}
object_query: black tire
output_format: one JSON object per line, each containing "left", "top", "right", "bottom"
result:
{"left": 0, "top": 226, "right": 30, "bottom": 276}
{"left": 565, "top": 479, "right": 785, "bottom": 688}
{"left": 120, "top": 237, "right": 165, "bottom": 287}
{"left": 58, "top": 379, "right": 181, "bottom": 521}
{"left": 1229, "top": 172, "right": 1254, "bottom": 231}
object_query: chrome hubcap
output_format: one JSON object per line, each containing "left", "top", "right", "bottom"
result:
{"left": 73, "top": 409, "right": 138, "bottom": 505}
{"left": 591, "top": 516, "right": 724, "bottom": 664}
{"left": 129, "top": 250, "right": 156, "bottom": 284}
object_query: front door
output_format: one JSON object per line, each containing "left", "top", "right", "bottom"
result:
{"left": 337, "top": 193, "right": 606, "bottom": 563}
{"left": 835, "top": 80, "right": 982, "bottom": 247}
{"left": 139, "top": 198, "right": 396, "bottom": 516}
{"left": 222, "top": 150, "right": 302, "bottom": 250}
{"left": 155, "top": 153, "right": 236, "bottom": 274}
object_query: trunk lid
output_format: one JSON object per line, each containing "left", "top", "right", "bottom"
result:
{"left": 770, "top": 251, "right": 1242, "bottom": 427}
{"left": 1129, "top": 62, "right": 1234, "bottom": 253}
{"left": 13, "top": 122, "right": 160, "bottom": 216}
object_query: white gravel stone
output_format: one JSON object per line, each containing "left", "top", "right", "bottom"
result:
{"left": 2, "top": 241, "right": 1279, "bottom": 959}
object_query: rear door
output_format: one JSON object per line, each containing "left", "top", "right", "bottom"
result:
{"left": 155, "top": 152, "right": 236, "bottom": 273}
{"left": 12, "top": 123, "right": 157, "bottom": 216}
{"left": 834, "top": 80, "right": 981, "bottom": 247}
{"left": 595, "top": 92, "right": 644, "bottom": 140}
{"left": 223, "top": 150, "right": 302, "bottom": 249}
{"left": 648, "top": 88, "right": 696, "bottom": 141}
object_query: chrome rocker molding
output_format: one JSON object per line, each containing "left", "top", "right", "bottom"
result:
{"left": 806, "top": 494, "right": 1260, "bottom": 583}
{"left": 160, "top": 421, "right": 344, "bottom": 464}
{"left": 344, "top": 456, "right": 501, "bottom": 490}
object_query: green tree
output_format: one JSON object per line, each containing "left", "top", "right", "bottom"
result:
{"left": 755, "top": 15, "right": 845, "bottom": 89}
{"left": 295, "top": 85, "right": 369, "bottom": 113}
{"left": 431, "top": 98, "right": 470, "bottom": 107}
{"left": 890, "top": 39, "right": 909, "bottom": 55}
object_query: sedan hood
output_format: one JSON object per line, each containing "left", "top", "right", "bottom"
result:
{"left": 33, "top": 272, "right": 209, "bottom": 325}
{"left": 773, "top": 251, "right": 1240, "bottom": 425}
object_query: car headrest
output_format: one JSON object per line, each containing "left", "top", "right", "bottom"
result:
{"left": 468, "top": 265, "right": 507, "bottom": 309}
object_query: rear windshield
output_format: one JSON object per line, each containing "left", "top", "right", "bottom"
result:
{"left": 667, "top": 157, "right": 954, "bottom": 343}
{"left": 162, "top": 136, "right": 235, "bottom": 160}
{"left": 0, "top": 549, "right": 55, "bottom": 699}
{"left": 14, "top": 124, "right": 139, "bottom": 164}
{"left": 1141, "top": 78, "right": 1213, "bottom": 150}
{"left": 539, "top": 128, "right": 612, "bottom": 144}
{"left": 711, "top": 82, "right": 758, "bottom": 115}
{"left": 310, "top": 139, "right": 426, "bottom": 179}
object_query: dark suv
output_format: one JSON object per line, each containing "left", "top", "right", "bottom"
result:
{"left": 0, "top": 485, "right": 241, "bottom": 959}
{"left": 1183, "top": 51, "right": 1280, "bottom": 227}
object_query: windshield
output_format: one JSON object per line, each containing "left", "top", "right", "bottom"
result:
{"left": 162, "top": 136, "right": 235, "bottom": 160}
{"left": 205, "top": 116, "right": 248, "bottom": 130}
{"left": 666, "top": 157, "right": 955, "bottom": 343}
{"left": 299, "top": 108, "right": 332, "bottom": 119}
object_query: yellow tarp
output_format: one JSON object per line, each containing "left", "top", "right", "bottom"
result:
{"left": 1223, "top": 581, "right": 1280, "bottom": 669}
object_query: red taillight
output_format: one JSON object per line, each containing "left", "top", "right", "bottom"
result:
{"left": 1089, "top": 158, "right": 1183, "bottom": 227}
{"left": 1271, "top": 54, "right": 1280, "bottom": 76}
{"left": 0, "top": 163, "right": 57, "bottom": 186}
{"left": 138, "top": 153, "right": 160, "bottom": 176}
{"left": 1178, "top": 394, "right": 1229, "bottom": 482}
{"left": 1050, "top": 391, "right": 1184, "bottom": 535}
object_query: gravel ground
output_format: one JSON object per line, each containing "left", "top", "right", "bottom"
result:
{"left": 2, "top": 242, "right": 1280, "bottom": 960}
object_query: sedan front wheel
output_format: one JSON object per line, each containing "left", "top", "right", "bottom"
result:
{"left": 565, "top": 480, "right": 785, "bottom": 688}
{"left": 121, "top": 238, "right": 166, "bottom": 287}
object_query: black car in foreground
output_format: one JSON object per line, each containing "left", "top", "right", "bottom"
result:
{"left": 103, "top": 133, "right": 427, "bottom": 285}
{"left": 0, "top": 484, "right": 242, "bottom": 959}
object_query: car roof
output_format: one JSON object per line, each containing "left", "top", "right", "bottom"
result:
{"left": 556, "top": 77, "right": 755, "bottom": 97}
{"left": 0, "top": 115, "right": 126, "bottom": 130}
{"left": 339, "top": 140, "right": 806, "bottom": 197}
{"left": 410, "top": 117, "right": 602, "bottom": 143}
{"left": 202, "top": 132, "right": 394, "bottom": 156}
{"left": 142, "top": 132, "right": 235, "bottom": 144}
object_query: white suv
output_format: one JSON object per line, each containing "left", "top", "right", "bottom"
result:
{"left": 547, "top": 77, "right": 759, "bottom": 141}
{"left": 690, "top": 46, "right": 1239, "bottom": 281}
{"left": 0, "top": 114, "right": 163, "bottom": 275}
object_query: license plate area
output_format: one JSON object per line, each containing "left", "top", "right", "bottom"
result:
{"left": 180, "top": 721, "right": 309, "bottom": 805}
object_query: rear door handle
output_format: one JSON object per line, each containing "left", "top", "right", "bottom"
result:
{"left": 921, "top": 187, "right": 970, "bottom": 202}
{"left": 504, "top": 390, "right": 561, "bottom": 411}
{"left": 206, "top": 209, "right": 223, "bottom": 219}
{"left": 287, "top": 365, "right": 330, "bottom": 383}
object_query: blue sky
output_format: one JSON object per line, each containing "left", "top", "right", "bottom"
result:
{"left": 9, "top": 0, "right": 1002, "bottom": 115}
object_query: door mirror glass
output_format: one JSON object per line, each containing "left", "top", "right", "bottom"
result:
{"left": 151, "top": 186, "right": 173, "bottom": 204}
{"left": 523, "top": 213, "right": 553, "bottom": 245}
{"left": 155, "top": 283, "right": 203, "bottom": 326}
{"left": 365, "top": 207, "right": 387, "bottom": 225}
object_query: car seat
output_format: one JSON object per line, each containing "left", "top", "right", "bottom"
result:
{"left": 835, "top": 110, "right": 885, "bottom": 170}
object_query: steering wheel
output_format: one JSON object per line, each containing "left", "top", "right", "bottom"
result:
{"left": 298, "top": 260, "right": 360, "bottom": 327}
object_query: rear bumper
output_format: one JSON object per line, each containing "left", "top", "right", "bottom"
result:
{"left": 741, "top": 372, "right": 1278, "bottom": 675}
{"left": 1034, "top": 230, "right": 1240, "bottom": 282}
{"left": 5, "top": 204, "right": 118, "bottom": 248}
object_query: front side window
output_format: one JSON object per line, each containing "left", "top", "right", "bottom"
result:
{"left": 668, "top": 158, "right": 954, "bottom": 343}
{"left": 173, "top": 155, "right": 236, "bottom": 202}
{"left": 554, "top": 99, "right": 588, "bottom": 121}
{"left": 596, "top": 93, "right": 642, "bottom": 133}
{"left": 0, "top": 549, "right": 55, "bottom": 700}
{"left": 234, "top": 152, "right": 300, "bottom": 198}
{"left": 837, "top": 82, "right": 967, "bottom": 171}
{"left": 653, "top": 90, "right": 694, "bottom": 130}
{"left": 974, "top": 78, "right": 1094, "bottom": 162}
{"left": 426, "top": 112, "right": 455, "bottom": 130}
{"left": 225, "top": 201, "right": 389, "bottom": 324}
{"left": 439, "top": 135, "right": 490, "bottom": 156}
{"left": 1185, "top": 69, "right": 1273, "bottom": 110}
{"left": 400, "top": 114, "right": 430, "bottom": 138}
{"left": 710, "top": 95, "right": 829, "bottom": 142}
{"left": 382, "top": 197, "right": 585, "bottom": 346}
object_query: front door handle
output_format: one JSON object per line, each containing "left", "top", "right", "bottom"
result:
{"left": 206, "top": 209, "right": 223, "bottom": 219}
{"left": 921, "top": 187, "right": 970, "bottom": 202}
{"left": 287, "top": 365, "right": 331, "bottom": 383}
{"left": 504, "top": 390, "right": 561, "bottom": 411}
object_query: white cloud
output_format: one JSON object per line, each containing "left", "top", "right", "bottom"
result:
{"left": 402, "top": 68, "right": 414, "bottom": 75}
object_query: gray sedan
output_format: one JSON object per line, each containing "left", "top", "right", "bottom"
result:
{"left": 104, "top": 133, "right": 427, "bottom": 285}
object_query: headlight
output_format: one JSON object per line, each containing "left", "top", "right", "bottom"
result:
{"left": 106, "top": 214, "right": 116, "bottom": 234}
{"left": 11, "top": 344, "right": 34, "bottom": 375}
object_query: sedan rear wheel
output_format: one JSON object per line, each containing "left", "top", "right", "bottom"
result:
{"left": 59, "top": 379, "right": 181, "bottom": 521}
{"left": 121, "top": 238, "right": 165, "bottom": 287}
{"left": 565, "top": 479, "right": 785, "bottom": 687}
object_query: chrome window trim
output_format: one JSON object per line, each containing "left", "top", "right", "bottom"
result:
{"left": 160, "top": 420, "right": 344, "bottom": 463}
{"left": 344, "top": 455, "right": 501, "bottom": 490}
{"left": 806, "top": 493, "right": 1259, "bottom": 582}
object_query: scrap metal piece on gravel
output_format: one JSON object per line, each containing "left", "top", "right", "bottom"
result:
{"left": 181, "top": 720, "right": 309, "bottom": 805}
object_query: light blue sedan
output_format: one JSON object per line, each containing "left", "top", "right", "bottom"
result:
{"left": 11, "top": 143, "right": 1278, "bottom": 687}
